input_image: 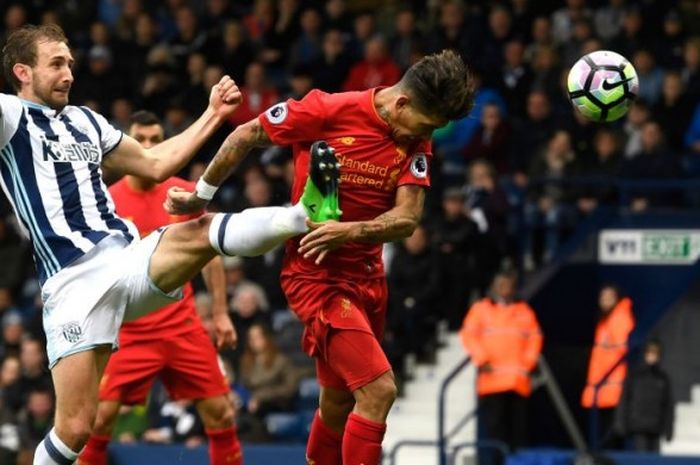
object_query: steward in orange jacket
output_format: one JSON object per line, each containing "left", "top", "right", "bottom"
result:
{"left": 460, "top": 273, "right": 544, "bottom": 396}
{"left": 460, "top": 271, "right": 543, "bottom": 465}
{"left": 581, "top": 286, "right": 635, "bottom": 408}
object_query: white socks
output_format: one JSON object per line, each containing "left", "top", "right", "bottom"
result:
{"left": 34, "top": 428, "right": 80, "bottom": 465}
{"left": 209, "top": 203, "right": 308, "bottom": 256}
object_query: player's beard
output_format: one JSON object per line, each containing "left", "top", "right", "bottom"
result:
{"left": 33, "top": 78, "right": 70, "bottom": 111}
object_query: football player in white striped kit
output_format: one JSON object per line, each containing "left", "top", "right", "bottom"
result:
{"left": 1, "top": 25, "right": 333, "bottom": 465}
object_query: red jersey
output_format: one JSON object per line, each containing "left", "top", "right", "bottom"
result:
{"left": 109, "top": 177, "right": 203, "bottom": 342}
{"left": 259, "top": 88, "right": 432, "bottom": 280}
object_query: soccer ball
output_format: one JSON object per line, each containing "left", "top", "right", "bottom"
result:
{"left": 567, "top": 50, "right": 639, "bottom": 122}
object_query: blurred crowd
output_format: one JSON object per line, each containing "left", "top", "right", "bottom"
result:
{"left": 1, "top": 0, "right": 700, "bottom": 459}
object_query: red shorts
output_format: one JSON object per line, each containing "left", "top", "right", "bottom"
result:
{"left": 281, "top": 276, "right": 392, "bottom": 392}
{"left": 99, "top": 328, "right": 229, "bottom": 404}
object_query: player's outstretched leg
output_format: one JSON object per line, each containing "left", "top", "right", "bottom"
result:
{"left": 300, "top": 141, "right": 342, "bottom": 222}
{"left": 208, "top": 139, "right": 342, "bottom": 257}
{"left": 149, "top": 140, "right": 343, "bottom": 294}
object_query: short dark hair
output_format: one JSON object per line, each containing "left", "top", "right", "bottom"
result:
{"left": 400, "top": 49, "right": 475, "bottom": 121}
{"left": 2, "top": 24, "right": 69, "bottom": 92}
{"left": 129, "top": 110, "right": 161, "bottom": 127}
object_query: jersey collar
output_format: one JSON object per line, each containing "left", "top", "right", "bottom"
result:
{"left": 19, "top": 98, "right": 58, "bottom": 116}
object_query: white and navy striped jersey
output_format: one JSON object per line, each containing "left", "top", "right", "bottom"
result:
{"left": 0, "top": 94, "right": 138, "bottom": 285}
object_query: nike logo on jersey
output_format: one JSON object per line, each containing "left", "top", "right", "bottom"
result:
{"left": 307, "top": 203, "right": 316, "bottom": 213}
{"left": 602, "top": 77, "right": 633, "bottom": 91}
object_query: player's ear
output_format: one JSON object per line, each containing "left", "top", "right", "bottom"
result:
{"left": 12, "top": 63, "right": 32, "bottom": 87}
{"left": 395, "top": 94, "right": 410, "bottom": 112}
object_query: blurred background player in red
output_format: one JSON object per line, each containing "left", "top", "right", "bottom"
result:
{"left": 166, "top": 49, "right": 475, "bottom": 465}
{"left": 78, "top": 111, "right": 241, "bottom": 465}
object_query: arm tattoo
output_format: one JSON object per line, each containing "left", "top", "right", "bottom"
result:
{"left": 353, "top": 186, "right": 424, "bottom": 243}
{"left": 203, "top": 120, "right": 271, "bottom": 185}
{"left": 355, "top": 211, "right": 417, "bottom": 243}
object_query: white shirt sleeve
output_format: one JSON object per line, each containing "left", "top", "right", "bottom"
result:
{"left": 0, "top": 94, "right": 24, "bottom": 148}
{"left": 83, "top": 107, "right": 123, "bottom": 155}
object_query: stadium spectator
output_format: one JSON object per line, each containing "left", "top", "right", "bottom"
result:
{"left": 425, "top": 0, "right": 477, "bottom": 62}
{"left": 499, "top": 40, "right": 533, "bottom": 118}
{"left": 653, "top": 72, "right": 695, "bottom": 154}
{"left": 615, "top": 340, "right": 674, "bottom": 453}
{"left": 387, "top": 225, "right": 442, "bottom": 364}
{"left": 656, "top": 10, "right": 686, "bottom": 70}
{"left": 524, "top": 16, "right": 554, "bottom": 65}
{"left": 229, "top": 62, "right": 279, "bottom": 127}
{"left": 512, "top": 90, "right": 558, "bottom": 174}
{"left": 342, "top": 35, "right": 401, "bottom": 92}
{"left": 17, "top": 339, "right": 52, "bottom": 402}
{"left": 681, "top": 37, "right": 700, "bottom": 101}
{"left": 575, "top": 128, "right": 623, "bottom": 215}
{"left": 622, "top": 99, "right": 651, "bottom": 159}
{"left": 238, "top": 323, "right": 300, "bottom": 441}
{"left": 522, "top": 130, "right": 578, "bottom": 268}
{"left": 0, "top": 396, "right": 19, "bottom": 465}
{"left": 218, "top": 21, "right": 255, "bottom": 86}
{"left": 0, "top": 215, "right": 30, "bottom": 293}
{"left": 460, "top": 270, "right": 543, "bottom": 465}
{"left": 465, "top": 159, "right": 509, "bottom": 293}
{"left": 1, "top": 312, "right": 24, "bottom": 362}
{"left": 582, "top": 284, "right": 635, "bottom": 448}
{"left": 429, "top": 188, "right": 478, "bottom": 330}
{"left": 1, "top": 356, "right": 22, "bottom": 414}
{"left": 228, "top": 283, "right": 271, "bottom": 373}
{"left": 17, "top": 388, "right": 54, "bottom": 461}
{"left": 289, "top": 7, "right": 323, "bottom": 69}
{"left": 632, "top": 49, "right": 664, "bottom": 106}
{"left": 594, "top": 0, "right": 626, "bottom": 42}
{"left": 623, "top": 120, "right": 682, "bottom": 211}
{"left": 389, "top": 8, "right": 423, "bottom": 71}
{"left": 463, "top": 103, "right": 513, "bottom": 176}
{"left": 608, "top": 7, "right": 647, "bottom": 60}
{"left": 310, "top": 28, "right": 353, "bottom": 93}
{"left": 551, "top": 0, "right": 592, "bottom": 45}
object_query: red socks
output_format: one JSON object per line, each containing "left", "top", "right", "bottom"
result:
{"left": 78, "top": 434, "right": 110, "bottom": 465}
{"left": 307, "top": 410, "right": 343, "bottom": 465}
{"left": 206, "top": 427, "right": 243, "bottom": 465}
{"left": 342, "top": 413, "right": 387, "bottom": 465}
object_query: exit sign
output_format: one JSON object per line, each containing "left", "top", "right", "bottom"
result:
{"left": 599, "top": 230, "right": 700, "bottom": 264}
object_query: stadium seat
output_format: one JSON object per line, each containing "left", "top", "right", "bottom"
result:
{"left": 297, "top": 377, "right": 321, "bottom": 410}
{"left": 265, "top": 412, "right": 302, "bottom": 441}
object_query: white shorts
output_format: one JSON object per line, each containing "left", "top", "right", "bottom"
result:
{"left": 41, "top": 230, "right": 183, "bottom": 368}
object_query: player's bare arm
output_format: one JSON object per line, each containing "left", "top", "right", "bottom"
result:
{"left": 299, "top": 184, "right": 425, "bottom": 264}
{"left": 200, "top": 256, "right": 237, "bottom": 349}
{"left": 101, "top": 76, "right": 241, "bottom": 182}
{"left": 165, "top": 118, "right": 272, "bottom": 215}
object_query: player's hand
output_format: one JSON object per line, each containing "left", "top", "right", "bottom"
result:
{"left": 208, "top": 75, "right": 242, "bottom": 120}
{"left": 164, "top": 186, "right": 208, "bottom": 215}
{"left": 298, "top": 219, "right": 352, "bottom": 265}
{"left": 213, "top": 312, "right": 237, "bottom": 350}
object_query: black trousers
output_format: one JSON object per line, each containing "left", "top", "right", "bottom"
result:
{"left": 478, "top": 392, "right": 528, "bottom": 465}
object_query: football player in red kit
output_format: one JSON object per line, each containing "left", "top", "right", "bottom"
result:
{"left": 79, "top": 111, "right": 241, "bottom": 465}
{"left": 167, "top": 50, "right": 475, "bottom": 465}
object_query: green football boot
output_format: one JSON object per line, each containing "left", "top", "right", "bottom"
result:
{"left": 300, "top": 141, "right": 342, "bottom": 222}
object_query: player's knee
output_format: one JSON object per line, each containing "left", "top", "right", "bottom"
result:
{"left": 357, "top": 374, "right": 397, "bottom": 413}
{"left": 200, "top": 397, "right": 235, "bottom": 429}
{"left": 55, "top": 417, "right": 94, "bottom": 449}
{"left": 320, "top": 395, "right": 354, "bottom": 421}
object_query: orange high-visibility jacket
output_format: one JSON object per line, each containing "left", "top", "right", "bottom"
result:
{"left": 581, "top": 297, "right": 635, "bottom": 408}
{"left": 460, "top": 298, "right": 543, "bottom": 397}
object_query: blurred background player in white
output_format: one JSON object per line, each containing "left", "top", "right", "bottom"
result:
{"left": 0, "top": 24, "right": 324, "bottom": 465}
{"left": 78, "top": 111, "right": 241, "bottom": 465}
